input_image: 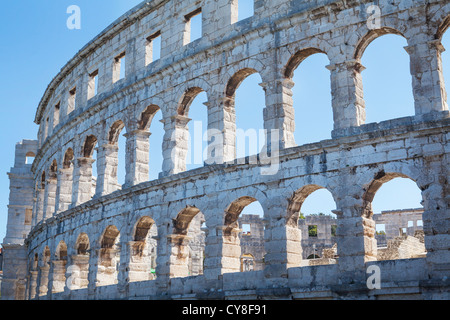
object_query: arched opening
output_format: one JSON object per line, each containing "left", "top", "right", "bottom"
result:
{"left": 81, "top": 135, "right": 98, "bottom": 201}
{"left": 67, "top": 233, "right": 90, "bottom": 290}
{"left": 364, "top": 173, "right": 426, "bottom": 261}
{"left": 129, "top": 216, "right": 158, "bottom": 282}
{"left": 226, "top": 69, "right": 266, "bottom": 160}
{"left": 107, "top": 120, "right": 126, "bottom": 189}
{"left": 288, "top": 186, "right": 338, "bottom": 266}
{"left": 170, "top": 206, "right": 206, "bottom": 278}
{"left": 38, "top": 246, "right": 51, "bottom": 297}
{"left": 358, "top": 32, "right": 414, "bottom": 123}
{"left": 178, "top": 88, "right": 208, "bottom": 171}
{"left": 286, "top": 49, "right": 333, "bottom": 145}
{"left": 52, "top": 241, "right": 67, "bottom": 294}
{"left": 46, "top": 160, "right": 58, "bottom": 217}
{"left": 26, "top": 151, "right": 35, "bottom": 165}
{"left": 28, "top": 253, "right": 40, "bottom": 299}
{"left": 58, "top": 148, "right": 74, "bottom": 213}
{"left": 222, "top": 196, "right": 265, "bottom": 273}
{"left": 97, "top": 225, "right": 120, "bottom": 286}
{"left": 238, "top": 200, "right": 265, "bottom": 271}
{"left": 138, "top": 105, "right": 164, "bottom": 181}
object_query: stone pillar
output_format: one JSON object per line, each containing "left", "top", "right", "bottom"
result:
{"left": 55, "top": 167, "right": 73, "bottom": 213}
{"left": 50, "top": 260, "right": 67, "bottom": 296}
{"left": 95, "top": 143, "right": 120, "bottom": 197}
{"left": 127, "top": 241, "right": 154, "bottom": 282}
{"left": 124, "top": 130, "right": 151, "bottom": 187}
{"left": 71, "top": 157, "right": 96, "bottom": 206}
{"left": 28, "top": 270, "right": 39, "bottom": 300}
{"left": 38, "top": 265, "right": 50, "bottom": 299}
{"left": 67, "top": 254, "right": 90, "bottom": 292}
{"left": 405, "top": 39, "right": 448, "bottom": 116}
{"left": 334, "top": 196, "right": 376, "bottom": 285}
{"left": 166, "top": 234, "right": 191, "bottom": 278}
{"left": 421, "top": 159, "right": 450, "bottom": 278}
{"left": 261, "top": 78, "right": 296, "bottom": 149}
{"left": 206, "top": 92, "right": 237, "bottom": 164}
{"left": 327, "top": 60, "right": 366, "bottom": 135}
{"left": 263, "top": 195, "right": 302, "bottom": 281}
{"left": 220, "top": 227, "right": 242, "bottom": 274}
{"left": 87, "top": 247, "right": 99, "bottom": 299}
{"left": 160, "top": 115, "right": 191, "bottom": 177}
{"left": 95, "top": 248, "right": 119, "bottom": 287}
{"left": 32, "top": 187, "right": 45, "bottom": 226}
{"left": 42, "top": 175, "right": 57, "bottom": 219}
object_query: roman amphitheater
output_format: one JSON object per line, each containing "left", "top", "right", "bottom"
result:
{"left": 1, "top": 0, "right": 449, "bottom": 300}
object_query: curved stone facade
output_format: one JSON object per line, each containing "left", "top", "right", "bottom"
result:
{"left": 2, "top": 0, "right": 450, "bottom": 300}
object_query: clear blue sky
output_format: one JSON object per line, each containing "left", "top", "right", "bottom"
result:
{"left": 1, "top": 1, "right": 449, "bottom": 241}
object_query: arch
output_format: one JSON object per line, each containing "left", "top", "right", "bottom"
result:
{"left": 168, "top": 206, "right": 206, "bottom": 277}
{"left": 177, "top": 87, "right": 205, "bottom": 116}
{"left": 436, "top": 13, "right": 450, "bottom": 41}
{"left": 362, "top": 171, "right": 426, "bottom": 261}
{"left": 129, "top": 216, "right": 158, "bottom": 281}
{"left": 49, "top": 159, "right": 58, "bottom": 177}
{"left": 362, "top": 171, "right": 418, "bottom": 217}
{"left": 52, "top": 241, "right": 68, "bottom": 293}
{"left": 76, "top": 233, "right": 90, "bottom": 255}
{"left": 354, "top": 27, "right": 406, "bottom": 61}
{"left": 225, "top": 68, "right": 258, "bottom": 98}
{"left": 287, "top": 184, "right": 327, "bottom": 227}
{"left": 224, "top": 196, "right": 257, "bottom": 233}
{"left": 138, "top": 104, "right": 161, "bottom": 131}
{"left": 288, "top": 185, "right": 338, "bottom": 266}
{"left": 63, "top": 148, "right": 74, "bottom": 169}
{"left": 108, "top": 120, "right": 125, "bottom": 145}
{"left": 173, "top": 205, "right": 202, "bottom": 235}
{"left": 284, "top": 47, "right": 326, "bottom": 79}
{"left": 82, "top": 135, "right": 98, "bottom": 158}
{"left": 285, "top": 47, "right": 332, "bottom": 145}
{"left": 55, "top": 241, "right": 68, "bottom": 260}
{"left": 97, "top": 225, "right": 121, "bottom": 286}
{"left": 69, "top": 233, "right": 91, "bottom": 290}
{"left": 100, "top": 225, "right": 120, "bottom": 249}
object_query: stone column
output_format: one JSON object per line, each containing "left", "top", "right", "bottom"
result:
{"left": 28, "top": 270, "right": 39, "bottom": 300}
{"left": 166, "top": 234, "right": 191, "bottom": 278}
{"left": 127, "top": 241, "right": 154, "bottom": 282}
{"left": 124, "top": 130, "right": 151, "bottom": 187}
{"left": 327, "top": 60, "right": 366, "bottom": 136}
{"left": 50, "top": 260, "right": 67, "bottom": 296}
{"left": 405, "top": 39, "right": 448, "bottom": 115}
{"left": 261, "top": 78, "right": 296, "bottom": 150}
{"left": 202, "top": 223, "right": 241, "bottom": 280}
{"left": 334, "top": 196, "right": 376, "bottom": 285}
{"left": 95, "top": 143, "right": 120, "bottom": 197}
{"left": 71, "top": 157, "right": 96, "bottom": 206}
{"left": 263, "top": 195, "right": 302, "bottom": 281}
{"left": 65, "top": 254, "right": 90, "bottom": 300}
{"left": 33, "top": 187, "right": 45, "bottom": 226}
{"left": 206, "top": 93, "right": 237, "bottom": 164}
{"left": 55, "top": 167, "right": 73, "bottom": 213}
{"left": 421, "top": 159, "right": 449, "bottom": 278}
{"left": 38, "top": 265, "right": 50, "bottom": 299}
{"left": 160, "top": 115, "right": 191, "bottom": 177}
{"left": 42, "top": 175, "right": 57, "bottom": 220}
